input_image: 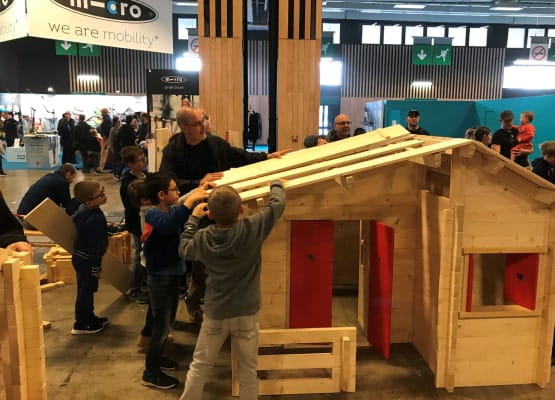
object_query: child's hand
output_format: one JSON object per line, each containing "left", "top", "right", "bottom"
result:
{"left": 192, "top": 202, "right": 209, "bottom": 218}
{"left": 184, "top": 188, "right": 209, "bottom": 208}
{"left": 199, "top": 181, "right": 217, "bottom": 190}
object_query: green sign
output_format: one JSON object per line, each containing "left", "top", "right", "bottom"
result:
{"left": 55, "top": 40, "right": 77, "bottom": 56}
{"left": 548, "top": 46, "right": 555, "bottom": 62}
{"left": 78, "top": 43, "right": 100, "bottom": 57}
{"left": 433, "top": 45, "right": 452, "bottom": 66}
{"left": 412, "top": 45, "right": 432, "bottom": 65}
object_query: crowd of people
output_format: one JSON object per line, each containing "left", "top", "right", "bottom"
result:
{"left": 2, "top": 102, "right": 555, "bottom": 398}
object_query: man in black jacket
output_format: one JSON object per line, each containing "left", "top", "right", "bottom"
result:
{"left": 2, "top": 112, "right": 19, "bottom": 147}
{"left": 57, "top": 111, "right": 76, "bottom": 164}
{"left": 17, "top": 163, "right": 77, "bottom": 229}
{"left": 74, "top": 114, "right": 92, "bottom": 172}
{"left": 159, "top": 106, "right": 289, "bottom": 321}
{"left": 0, "top": 190, "right": 32, "bottom": 252}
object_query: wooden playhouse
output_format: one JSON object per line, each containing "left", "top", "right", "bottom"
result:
{"left": 219, "top": 125, "right": 555, "bottom": 392}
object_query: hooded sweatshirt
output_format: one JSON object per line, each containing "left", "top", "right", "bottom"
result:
{"left": 179, "top": 182, "right": 286, "bottom": 320}
{"left": 532, "top": 157, "right": 555, "bottom": 184}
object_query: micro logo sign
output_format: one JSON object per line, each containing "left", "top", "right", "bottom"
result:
{"left": 161, "top": 76, "right": 187, "bottom": 84}
{"left": 0, "top": 0, "right": 14, "bottom": 15}
{"left": 51, "top": 0, "right": 158, "bottom": 22}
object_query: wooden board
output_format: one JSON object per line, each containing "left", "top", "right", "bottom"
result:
{"left": 23, "top": 198, "right": 132, "bottom": 293}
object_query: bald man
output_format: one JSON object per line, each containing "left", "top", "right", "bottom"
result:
{"left": 327, "top": 114, "right": 352, "bottom": 142}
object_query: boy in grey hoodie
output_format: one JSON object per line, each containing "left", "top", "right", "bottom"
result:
{"left": 178, "top": 181, "right": 286, "bottom": 400}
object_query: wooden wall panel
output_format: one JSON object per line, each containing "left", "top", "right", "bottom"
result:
{"left": 199, "top": 0, "right": 243, "bottom": 138}
{"left": 342, "top": 45, "right": 505, "bottom": 100}
{"left": 277, "top": 0, "right": 321, "bottom": 151}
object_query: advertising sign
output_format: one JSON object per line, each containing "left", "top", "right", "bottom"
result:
{"left": 0, "top": 0, "right": 28, "bottom": 43}
{"left": 27, "top": 0, "right": 172, "bottom": 53}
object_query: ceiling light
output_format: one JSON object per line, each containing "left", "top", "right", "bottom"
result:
{"left": 394, "top": 4, "right": 426, "bottom": 10}
{"left": 47, "top": 87, "right": 54, "bottom": 92}
{"left": 490, "top": 7, "right": 523, "bottom": 11}
{"left": 77, "top": 75, "right": 100, "bottom": 81}
{"left": 513, "top": 59, "right": 555, "bottom": 66}
{"left": 411, "top": 81, "right": 432, "bottom": 87}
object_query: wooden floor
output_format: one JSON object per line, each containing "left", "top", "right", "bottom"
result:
{"left": 1, "top": 169, "right": 554, "bottom": 399}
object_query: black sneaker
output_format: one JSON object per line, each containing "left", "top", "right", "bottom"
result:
{"left": 71, "top": 321, "right": 104, "bottom": 335}
{"left": 127, "top": 289, "right": 149, "bottom": 304}
{"left": 92, "top": 316, "right": 110, "bottom": 326}
{"left": 141, "top": 371, "right": 178, "bottom": 389}
{"left": 160, "top": 357, "right": 178, "bottom": 371}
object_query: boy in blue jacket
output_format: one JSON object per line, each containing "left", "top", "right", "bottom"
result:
{"left": 71, "top": 180, "right": 109, "bottom": 335}
{"left": 140, "top": 173, "right": 208, "bottom": 390}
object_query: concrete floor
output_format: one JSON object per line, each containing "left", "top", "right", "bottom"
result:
{"left": 1, "top": 169, "right": 555, "bottom": 399}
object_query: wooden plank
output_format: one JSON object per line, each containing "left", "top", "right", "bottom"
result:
{"left": 221, "top": 0, "right": 227, "bottom": 38}
{"left": 233, "top": 0, "right": 242, "bottom": 39}
{"left": 198, "top": 0, "right": 205, "bottom": 36}
{"left": 257, "top": 353, "right": 336, "bottom": 370}
{"left": 259, "top": 327, "right": 356, "bottom": 345}
{"left": 209, "top": 0, "right": 216, "bottom": 38}
{"left": 23, "top": 198, "right": 132, "bottom": 293}
{"left": 259, "top": 378, "right": 337, "bottom": 395}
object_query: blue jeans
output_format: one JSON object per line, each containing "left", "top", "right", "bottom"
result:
{"left": 72, "top": 258, "right": 99, "bottom": 324}
{"left": 180, "top": 313, "right": 259, "bottom": 400}
{"left": 144, "top": 274, "right": 179, "bottom": 376}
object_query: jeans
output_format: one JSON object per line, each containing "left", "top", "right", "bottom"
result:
{"left": 144, "top": 274, "right": 179, "bottom": 376}
{"left": 185, "top": 261, "right": 206, "bottom": 314}
{"left": 72, "top": 258, "right": 99, "bottom": 324}
{"left": 130, "top": 234, "right": 146, "bottom": 291}
{"left": 180, "top": 313, "right": 259, "bottom": 400}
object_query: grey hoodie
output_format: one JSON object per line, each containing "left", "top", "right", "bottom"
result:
{"left": 179, "top": 182, "right": 286, "bottom": 319}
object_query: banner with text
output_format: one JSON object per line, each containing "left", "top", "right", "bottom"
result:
{"left": 0, "top": 0, "right": 28, "bottom": 43}
{"left": 27, "top": 0, "right": 172, "bottom": 53}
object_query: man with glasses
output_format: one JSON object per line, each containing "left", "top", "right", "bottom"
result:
{"left": 405, "top": 109, "right": 429, "bottom": 135}
{"left": 159, "top": 106, "right": 290, "bottom": 322}
{"left": 327, "top": 114, "right": 352, "bottom": 142}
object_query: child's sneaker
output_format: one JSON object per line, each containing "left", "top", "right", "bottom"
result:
{"left": 71, "top": 321, "right": 104, "bottom": 335}
{"left": 93, "top": 316, "right": 110, "bottom": 326}
{"left": 160, "top": 356, "right": 178, "bottom": 371}
{"left": 141, "top": 371, "right": 178, "bottom": 389}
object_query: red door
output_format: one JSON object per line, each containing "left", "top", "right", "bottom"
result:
{"left": 290, "top": 221, "right": 334, "bottom": 328}
{"left": 367, "top": 221, "right": 394, "bottom": 359}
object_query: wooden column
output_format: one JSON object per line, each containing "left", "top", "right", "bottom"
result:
{"left": 198, "top": 0, "right": 244, "bottom": 140}
{"left": 277, "top": 0, "right": 322, "bottom": 150}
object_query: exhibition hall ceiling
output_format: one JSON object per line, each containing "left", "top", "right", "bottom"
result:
{"left": 172, "top": 1, "right": 555, "bottom": 25}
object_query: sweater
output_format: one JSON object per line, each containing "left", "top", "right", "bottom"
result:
{"left": 532, "top": 157, "right": 555, "bottom": 184}
{"left": 142, "top": 204, "right": 191, "bottom": 275}
{"left": 72, "top": 205, "right": 108, "bottom": 274}
{"left": 179, "top": 182, "right": 286, "bottom": 320}
{"left": 159, "top": 133, "right": 267, "bottom": 193}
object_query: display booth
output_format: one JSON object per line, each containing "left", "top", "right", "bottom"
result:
{"left": 24, "top": 133, "right": 59, "bottom": 168}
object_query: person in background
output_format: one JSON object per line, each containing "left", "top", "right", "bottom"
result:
{"left": 511, "top": 111, "right": 535, "bottom": 168}
{"left": 405, "top": 109, "right": 429, "bottom": 135}
{"left": 71, "top": 180, "right": 109, "bottom": 335}
{"left": 303, "top": 135, "right": 328, "bottom": 148}
{"left": 353, "top": 127, "right": 366, "bottom": 136}
{"left": 108, "top": 116, "right": 121, "bottom": 179}
{"left": 473, "top": 126, "right": 492, "bottom": 146}
{"left": 84, "top": 128, "right": 102, "bottom": 173}
{"left": 115, "top": 115, "right": 139, "bottom": 178}
{"left": 138, "top": 112, "right": 150, "bottom": 142}
{"left": 532, "top": 141, "right": 555, "bottom": 184}
{"left": 97, "top": 108, "right": 113, "bottom": 172}
{"left": 2, "top": 112, "right": 19, "bottom": 147}
{"left": 491, "top": 110, "right": 518, "bottom": 160}
{"left": 327, "top": 114, "right": 351, "bottom": 142}
{"left": 57, "top": 111, "right": 76, "bottom": 164}
{"left": 17, "top": 163, "right": 77, "bottom": 229}
{"left": 119, "top": 146, "right": 149, "bottom": 304}
{"left": 74, "top": 114, "right": 92, "bottom": 172}
{"left": 0, "top": 190, "right": 32, "bottom": 253}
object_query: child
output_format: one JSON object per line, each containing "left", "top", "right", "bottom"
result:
{"left": 473, "top": 126, "right": 491, "bottom": 146}
{"left": 532, "top": 141, "right": 555, "bottom": 184}
{"left": 84, "top": 128, "right": 102, "bottom": 173}
{"left": 511, "top": 111, "right": 535, "bottom": 167}
{"left": 119, "top": 146, "right": 149, "bottom": 304}
{"left": 71, "top": 180, "right": 109, "bottom": 335}
{"left": 178, "top": 181, "right": 286, "bottom": 400}
{"left": 140, "top": 173, "right": 208, "bottom": 390}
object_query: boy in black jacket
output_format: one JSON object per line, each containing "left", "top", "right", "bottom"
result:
{"left": 71, "top": 180, "right": 109, "bottom": 335}
{"left": 119, "top": 146, "right": 148, "bottom": 304}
